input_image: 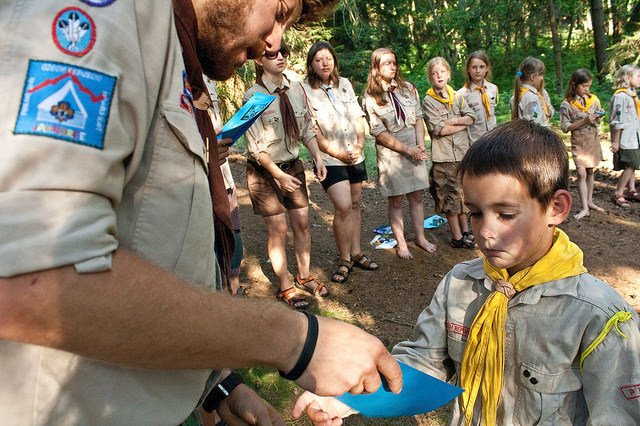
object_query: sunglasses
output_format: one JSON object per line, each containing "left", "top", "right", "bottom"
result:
{"left": 263, "top": 48, "right": 289, "bottom": 60}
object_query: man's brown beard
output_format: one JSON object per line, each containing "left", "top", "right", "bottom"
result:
{"left": 195, "top": 0, "right": 258, "bottom": 81}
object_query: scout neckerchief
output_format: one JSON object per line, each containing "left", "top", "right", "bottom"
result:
{"left": 520, "top": 86, "right": 551, "bottom": 118}
{"left": 321, "top": 82, "right": 346, "bottom": 117}
{"left": 460, "top": 228, "right": 587, "bottom": 426}
{"left": 466, "top": 81, "right": 491, "bottom": 119}
{"left": 426, "top": 84, "right": 455, "bottom": 111}
{"left": 258, "top": 76, "right": 300, "bottom": 143}
{"left": 387, "top": 80, "right": 406, "bottom": 123}
{"left": 614, "top": 87, "right": 640, "bottom": 119}
{"left": 568, "top": 93, "right": 599, "bottom": 113}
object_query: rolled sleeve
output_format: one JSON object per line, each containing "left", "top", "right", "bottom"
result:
{"left": 364, "top": 97, "right": 388, "bottom": 137}
{"left": 422, "top": 97, "right": 445, "bottom": 136}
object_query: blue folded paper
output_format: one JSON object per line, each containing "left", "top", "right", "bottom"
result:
{"left": 336, "top": 362, "right": 463, "bottom": 418}
{"left": 218, "top": 92, "right": 276, "bottom": 144}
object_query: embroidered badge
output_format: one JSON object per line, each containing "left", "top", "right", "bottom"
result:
{"left": 180, "top": 70, "right": 195, "bottom": 116}
{"left": 446, "top": 321, "right": 470, "bottom": 338}
{"left": 14, "top": 60, "right": 116, "bottom": 149}
{"left": 53, "top": 7, "right": 96, "bottom": 57}
{"left": 620, "top": 384, "right": 640, "bottom": 400}
{"left": 80, "top": 0, "right": 117, "bottom": 6}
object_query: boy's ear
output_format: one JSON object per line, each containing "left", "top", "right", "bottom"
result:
{"left": 547, "top": 189, "right": 572, "bottom": 226}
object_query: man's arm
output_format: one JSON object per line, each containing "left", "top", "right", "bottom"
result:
{"left": 0, "top": 249, "right": 401, "bottom": 396}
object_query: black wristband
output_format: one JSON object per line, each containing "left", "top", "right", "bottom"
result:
{"left": 279, "top": 311, "right": 319, "bottom": 381}
{"left": 202, "top": 372, "right": 244, "bottom": 413}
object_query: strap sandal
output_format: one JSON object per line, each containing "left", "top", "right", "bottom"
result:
{"left": 450, "top": 237, "right": 476, "bottom": 249}
{"left": 330, "top": 259, "right": 352, "bottom": 284}
{"left": 462, "top": 231, "right": 477, "bottom": 248}
{"left": 351, "top": 253, "right": 379, "bottom": 271}
{"left": 294, "top": 275, "right": 329, "bottom": 297}
{"left": 624, "top": 190, "right": 640, "bottom": 202}
{"left": 611, "top": 193, "right": 631, "bottom": 208}
{"left": 276, "top": 287, "right": 309, "bottom": 310}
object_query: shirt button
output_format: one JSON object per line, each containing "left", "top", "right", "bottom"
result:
{"left": 523, "top": 370, "right": 530, "bottom": 378}
{"left": 530, "top": 377, "right": 538, "bottom": 385}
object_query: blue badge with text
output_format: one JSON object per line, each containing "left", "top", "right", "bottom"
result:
{"left": 14, "top": 60, "right": 117, "bottom": 149}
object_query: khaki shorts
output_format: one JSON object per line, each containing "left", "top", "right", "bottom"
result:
{"left": 429, "top": 162, "right": 468, "bottom": 215}
{"left": 247, "top": 159, "right": 309, "bottom": 216}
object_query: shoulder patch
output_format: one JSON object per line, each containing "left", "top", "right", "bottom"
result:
{"left": 14, "top": 60, "right": 116, "bottom": 149}
{"left": 53, "top": 7, "right": 96, "bottom": 57}
{"left": 79, "top": 0, "right": 117, "bottom": 6}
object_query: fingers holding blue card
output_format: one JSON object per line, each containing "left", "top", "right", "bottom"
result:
{"left": 336, "top": 362, "right": 463, "bottom": 417}
{"left": 218, "top": 92, "right": 276, "bottom": 144}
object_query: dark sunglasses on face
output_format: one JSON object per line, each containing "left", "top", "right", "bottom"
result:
{"left": 263, "top": 47, "right": 289, "bottom": 60}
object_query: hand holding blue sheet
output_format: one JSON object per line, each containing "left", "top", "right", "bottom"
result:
{"left": 217, "top": 92, "right": 276, "bottom": 144}
{"left": 336, "top": 362, "right": 463, "bottom": 417}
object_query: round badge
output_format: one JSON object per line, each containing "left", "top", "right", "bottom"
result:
{"left": 79, "top": 0, "right": 117, "bottom": 6}
{"left": 52, "top": 7, "right": 96, "bottom": 57}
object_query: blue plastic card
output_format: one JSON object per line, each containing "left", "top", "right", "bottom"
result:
{"left": 336, "top": 362, "right": 463, "bottom": 418}
{"left": 218, "top": 92, "right": 276, "bottom": 144}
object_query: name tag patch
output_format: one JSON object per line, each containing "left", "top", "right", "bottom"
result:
{"left": 14, "top": 60, "right": 116, "bottom": 149}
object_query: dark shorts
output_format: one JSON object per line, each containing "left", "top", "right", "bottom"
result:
{"left": 321, "top": 161, "right": 368, "bottom": 191}
{"left": 613, "top": 148, "right": 640, "bottom": 170}
{"left": 247, "top": 159, "right": 309, "bottom": 216}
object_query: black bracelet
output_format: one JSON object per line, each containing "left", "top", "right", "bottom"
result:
{"left": 202, "top": 372, "right": 244, "bottom": 413}
{"left": 279, "top": 311, "right": 319, "bottom": 381}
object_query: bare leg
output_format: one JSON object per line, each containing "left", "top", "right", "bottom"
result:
{"left": 586, "top": 168, "right": 604, "bottom": 212}
{"left": 574, "top": 166, "right": 590, "bottom": 220}
{"left": 327, "top": 181, "right": 354, "bottom": 263}
{"left": 263, "top": 213, "right": 291, "bottom": 292}
{"left": 388, "top": 195, "right": 411, "bottom": 259}
{"left": 447, "top": 212, "right": 463, "bottom": 241}
{"left": 288, "top": 207, "right": 311, "bottom": 281}
{"left": 349, "top": 182, "right": 364, "bottom": 258}
{"left": 616, "top": 168, "right": 635, "bottom": 197}
{"left": 407, "top": 190, "right": 436, "bottom": 253}
{"left": 458, "top": 213, "right": 469, "bottom": 234}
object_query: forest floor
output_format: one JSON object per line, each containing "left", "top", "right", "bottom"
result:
{"left": 227, "top": 136, "right": 640, "bottom": 425}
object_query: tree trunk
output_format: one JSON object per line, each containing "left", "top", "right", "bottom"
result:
{"left": 590, "top": 0, "right": 608, "bottom": 83}
{"left": 548, "top": 0, "right": 563, "bottom": 95}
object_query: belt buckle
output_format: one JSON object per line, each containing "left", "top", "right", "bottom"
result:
{"left": 279, "top": 161, "right": 291, "bottom": 171}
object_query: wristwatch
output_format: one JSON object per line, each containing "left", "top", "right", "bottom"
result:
{"left": 202, "top": 372, "right": 244, "bottom": 413}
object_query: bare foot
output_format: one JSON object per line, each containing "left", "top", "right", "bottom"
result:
{"left": 416, "top": 239, "right": 437, "bottom": 253}
{"left": 588, "top": 202, "right": 605, "bottom": 213}
{"left": 395, "top": 245, "right": 413, "bottom": 259}
{"left": 574, "top": 209, "right": 590, "bottom": 220}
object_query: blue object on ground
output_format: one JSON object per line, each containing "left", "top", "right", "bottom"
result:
{"left": 424, "top": 214, "right": 447, "bottom": 229}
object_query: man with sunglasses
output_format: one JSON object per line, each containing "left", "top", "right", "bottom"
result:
{"left": 0, "top": 0, "right": 402, "bottom": 424}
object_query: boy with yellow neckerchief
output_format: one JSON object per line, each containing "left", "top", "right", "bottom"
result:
{"left": 294, "top": 119, "right": 640, "bottom": 425}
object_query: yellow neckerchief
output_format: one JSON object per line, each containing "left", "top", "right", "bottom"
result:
{"left": 460, "top": 228, "right": 587, "bottom": 426}
{"left": 427, "top": 84, "right": 455, "bottom": 110}
{"left": 614, "top": 87, "right": 640, "bottom": 118}
{"left": 520, "top": 86, "right": 551, "bottom": 118}
{"left": 466, "top": 81, "right": 491, "bottom": 119}
{"left": 569, "top": 93, "right": 599, "bottom": 113}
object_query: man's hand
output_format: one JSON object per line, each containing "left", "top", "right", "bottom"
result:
{"left": 293, "top": 316, "right": 402, "bottom": 396}
{"left": 292, "top": 391, "right": 356, "bottom": 426}
{"left": 217, "top": 137, "right": 232, "bottom": 165}
{"left": 274, "top": 173, "right": 302, "bottom": 193}
{"left": 217, "top": 384, "right": 286, "bottom": 426}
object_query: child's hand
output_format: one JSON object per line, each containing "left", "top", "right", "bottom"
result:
{"left": 611, "top": 141, "right": 620, "bottom": 153}
{"left": 275, "top": 173, "right": 302, "bottom": 193}
{"left": 292, "top": 391, "right": 357, "bottom": 426}
{"left": 408, "top": 145, "right": 428, "bottom": 161}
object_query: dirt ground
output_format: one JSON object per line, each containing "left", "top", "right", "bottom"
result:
{"left": 226, "top": 142, "right": 640, "bottom": 424}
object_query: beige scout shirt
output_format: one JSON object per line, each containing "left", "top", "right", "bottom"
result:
{"left": 244, "top": 76, "right": 316, "bottom": 164}
{"left": 456, "top": 81, "right": 498, "bottom": 143}
{"left": 303, "top": 77, "right": 365, "bottom": 167}
{"left": 510, "top": 84, "right": 555, "bottom": 127}
{"left": 365, "top": 81, "right": 423, "bottom": 137}
{"left": 393, "top": 257, "right": 640, "bottom": 425}
{"left": 0, "top": 1, "right": 214, "bottom": 423}
{"left": 610, "top": 91, "right": 640, "bottom": 150}
{"left": 560, "top": 97, "right": 602, "bottom": 157}
{"left": 422, "top": 90, "right": 476, "bottom": 163}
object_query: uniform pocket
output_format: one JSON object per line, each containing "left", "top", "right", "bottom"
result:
{"left": 514, "top": 362, "right": 583, "bottom": 425}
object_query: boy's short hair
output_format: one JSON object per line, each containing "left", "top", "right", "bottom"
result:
{"left": 459, "top": 119, "right": 569, "bottom": 208}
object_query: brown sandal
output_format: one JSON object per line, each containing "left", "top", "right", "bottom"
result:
{"left": 611, "top": 193, "right": 631, "bottom": 208}
{"left": 294, "top": 275, "right": 329, "bottom": 297}
{"left": 330, "top": 259, "right": 352, "bottom": 284}
{"left": 276, "top": 287, "right": 309, "bottom": 310}
{"left": 352, "top": 253, "right": 379, "bottom": 271}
